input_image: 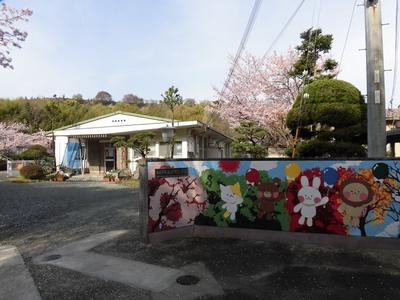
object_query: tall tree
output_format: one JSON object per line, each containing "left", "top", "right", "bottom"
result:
{"left": 94, "top": 91, "right": 114, "bottom": 105}
{"left": 210, "top": 50, "right": 302, "bottom": 149}
{"left": 289, "top": 28, "right": 338, "bottom": 83}
{"left": 0, "top": 3, "right": 32, "bottom": 69}
{"left": 161, "top": 86, "right": 183, "bottom": 158}
{"left": 0, "top": 122, "right": 49, "bottom": 158}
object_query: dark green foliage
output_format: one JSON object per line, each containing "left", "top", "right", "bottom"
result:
{"left": 196, "top": 168, "right": 290, "bottom": 230}
{"left": 161, "top": 86, "right": 183, "bottom": 115}
{"left": 232, "top": 120, "right": 268, "bottom": 158}
{"left": 20, "top": 163, "right": 45, "bottom": 179}
{"left": 20, "top": 144, "right": 50, "bottom": 160}
{"left": 287, "top": 79, "right": 367, "bottom": 158}
{"left": 295, "top": 139, "right": 366, "bottom": 158}
{"left": 290, "top": 28, "right": 338, "bottom": 82}
{"left": 0, "top": 97, "right": 230, "bottom": 136}
{"left": 111, "top": 133, "right": 155, "bottom": 158}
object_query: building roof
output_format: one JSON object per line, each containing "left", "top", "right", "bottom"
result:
{"left": 51, "top": 111, "right": 232, "bottom": 141}
{"left": 54, "top": 111, "right": 172, "bottom": 131}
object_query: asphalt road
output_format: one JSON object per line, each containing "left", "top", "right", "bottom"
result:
{"left": 2, "top": 180, "right": 400, "bottom": 299}
{"left": 0, "top": 180, "right": 147, "bottom": 299}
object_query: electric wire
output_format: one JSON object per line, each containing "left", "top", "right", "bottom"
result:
{"left": 206, "top": 0, "right": 262, "bottom": 126}
{"left": 218, "top": 0, "right": 262, "bottom": 101}
{"left": 262, "top": 0, "right": 306, "bottom": 59}
{"left": 337, "top": 0, "right": 358, "bottom": 79}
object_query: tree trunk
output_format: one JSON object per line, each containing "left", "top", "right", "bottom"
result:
{"left": 359, "top": 216, "right": 367, "bottom": 237}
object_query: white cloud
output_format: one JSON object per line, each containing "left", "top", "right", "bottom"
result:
{"left": 376, "top": 222, "right": 400, "bottom": 238}
{"left": 249, "top": 161, "right": 278, "bottom": 171}
{"left": 331, "top": 161, "right": 362, "bottom": 169}
{"left": 185, "top": 161, "right": 209, "bottom": 175}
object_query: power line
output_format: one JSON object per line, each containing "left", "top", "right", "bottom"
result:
{"left": 262, "top": 0, "right": 306, "bottom": 59}
{"left": 218, "top": 0, "right": 263, "bottom": 100}
{"left": 337, "top": 0, "right": 358, "bottom": 79}
{"left": 206, "top": 0, "right": 262, "bottom": 126}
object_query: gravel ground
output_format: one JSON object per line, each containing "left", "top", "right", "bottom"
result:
{"left": 0, "top": 180, "right": 150, "bottom": 299}
{"left": 2, "top": 179, "right": 400, "bottom": 299}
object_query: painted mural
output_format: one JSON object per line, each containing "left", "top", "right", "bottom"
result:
{"left": 147, "top": 160, "right": 400, "bottom": 238}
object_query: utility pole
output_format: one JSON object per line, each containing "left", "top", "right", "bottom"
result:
{"left": 365, "top": 0, "right": 386, "bottom": 158}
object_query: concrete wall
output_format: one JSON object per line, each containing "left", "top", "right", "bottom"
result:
{"left": 147, "top": 159, "right": 400, "bottom": 240}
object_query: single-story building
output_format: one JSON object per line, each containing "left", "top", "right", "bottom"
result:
{"left": 50, "top": 111, "right": 232, "bottom": 175}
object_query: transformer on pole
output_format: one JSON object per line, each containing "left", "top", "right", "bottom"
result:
{"left": 365, "top": 0, "right": 387, "bottom": 157}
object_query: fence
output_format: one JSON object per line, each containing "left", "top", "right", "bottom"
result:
{"left": 140, "top": 159, "right": 400, "bottom": 247}
{"left": 6, "top": 160, "right": 35, "bottom": 177}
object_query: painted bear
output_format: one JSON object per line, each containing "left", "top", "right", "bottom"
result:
{"left": 256, "top": 177, "right": 284, "bottom": 220}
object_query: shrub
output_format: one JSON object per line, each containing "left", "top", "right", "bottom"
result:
{"left": 20, "top": 163, "right": 45, "bottom": 179}
{"left": 20, "top": 145, "right": 50, "bottom": 160}
{"left": 286, "top": 79, "right": 367, "bottom": 158}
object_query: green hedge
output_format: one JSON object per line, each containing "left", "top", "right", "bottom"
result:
{"left": 287, "top": 79, "right": 366, "bottom": 129}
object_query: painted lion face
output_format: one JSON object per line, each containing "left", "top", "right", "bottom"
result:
{"left": 339, "top": 178, "right": 373, "bottom": 207}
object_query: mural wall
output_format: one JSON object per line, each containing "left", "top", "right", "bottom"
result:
{"left": 147, "top": 160, "right": 400, "bottom": 238}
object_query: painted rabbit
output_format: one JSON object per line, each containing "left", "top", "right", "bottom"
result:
{"left": 294, "top": 176, "right": 329, "bottom": 227}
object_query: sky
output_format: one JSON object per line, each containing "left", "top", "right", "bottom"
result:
{"left": 1, "top": 0, "right": 400, "bottom": 105}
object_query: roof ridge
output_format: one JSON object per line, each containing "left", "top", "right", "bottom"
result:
{"left": 53, "top": 110, "right": 173, "bottom": 131}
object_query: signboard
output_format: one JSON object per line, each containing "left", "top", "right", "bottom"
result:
{"left": 155, "top": 167, "right": 189, "bottom": 178}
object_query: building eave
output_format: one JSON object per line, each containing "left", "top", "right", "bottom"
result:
{"left": 52, "top": 120, "right": 201, "bottom": 137}
{"left": 53, "top": 111, "right": 173, "bottom": 131}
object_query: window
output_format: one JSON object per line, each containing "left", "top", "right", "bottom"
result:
{"left": 159, "top": 141, "right": 182, "bottom": 157}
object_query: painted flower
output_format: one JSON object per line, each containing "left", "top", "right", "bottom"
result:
{"left": 246, "top": 168, "right": 260, "bottom": 183}
{"left": 219, "top": 161, "right": 240, "bottom": 173}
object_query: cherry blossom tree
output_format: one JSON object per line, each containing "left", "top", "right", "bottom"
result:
{"left": 0, "top": 122, "right": 50, "bottom": 157}
{"left": 210, "top": 49, "right": 302, "bottom": 148}
{"left": 0, "top": 2, "right": 32, "bottom": 69}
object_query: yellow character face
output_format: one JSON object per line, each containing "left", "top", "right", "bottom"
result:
{"left": 340, "top": 178, "right": 373, "bottom": 207}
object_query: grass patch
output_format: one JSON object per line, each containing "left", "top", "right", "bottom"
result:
{"left": 117, "top": 178, "right": 140, "bottom": 188}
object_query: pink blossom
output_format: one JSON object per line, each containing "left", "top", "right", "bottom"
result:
{"left": 0, "top": 122, "right": 50, "bottom": 156}
{"left": 210, "top": 49, "right": 302, "bottom": 148}
{"left": 0, "top": 3, "right": 33, "bottom": 69}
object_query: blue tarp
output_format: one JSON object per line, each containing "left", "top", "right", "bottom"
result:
{"left": 62, "top": 142, "right": 81, "bottom": 169}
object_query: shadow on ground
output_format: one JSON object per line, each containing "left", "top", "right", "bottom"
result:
{"left": 93, "top": 233, "right": 400, "bottom": 299}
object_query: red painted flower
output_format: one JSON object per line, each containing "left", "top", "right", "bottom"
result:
{"left": 219, "top": 160, "right": 240, "bottom": 173}
{"left": 246, "top": 168, "right": 260, "bottom": 183}
{"left": 165, "top": 202, "right": 182, "bottom": 222}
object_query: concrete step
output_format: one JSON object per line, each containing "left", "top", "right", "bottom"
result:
{"left": 66, "top": 175, "right": 103, "bottom": 182}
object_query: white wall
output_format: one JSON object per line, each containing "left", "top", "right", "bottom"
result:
{"left": 55, "top": 136, "right": 68, "bottom": 169}
{"left": 70, "top": 113, "right": 164, "bottom": 129}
